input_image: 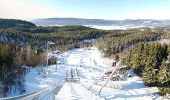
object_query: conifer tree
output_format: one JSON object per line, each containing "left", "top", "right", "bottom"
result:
{"left": 131, "top": 43, "right": 143, "bottom": 74}
{"left": 142, "top": 43, "right": 157, "bottom": 85}
{"left": 141, "top": 43, "right": 149, "bottom": 70}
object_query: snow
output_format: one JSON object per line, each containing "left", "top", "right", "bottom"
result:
{"left": 22, "top": 46, "right": 158, "bottom": 100}
{"left": 84, "top": 25, "right": 127, "bottom": 30}
{"left": 84, "top": 25, "right": 145, "bottom": 30}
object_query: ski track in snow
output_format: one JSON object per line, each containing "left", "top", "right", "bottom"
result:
{"left": 23, "top": 46, "right": 158, "bottom": 100}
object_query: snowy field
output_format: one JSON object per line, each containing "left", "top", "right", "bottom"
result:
{"left": 22, "top": 46, "right": 159, "bottom": 100}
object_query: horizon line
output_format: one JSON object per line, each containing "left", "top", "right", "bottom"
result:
{"left": 1, "top": 17, "right": 170, "bottom": 21}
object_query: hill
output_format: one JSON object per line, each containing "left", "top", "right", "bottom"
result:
{"left": 0, "top": 19, "right": 36, "bottom": 29}
{"left": 31, "top": 18, "right": 170, "bottom": 27}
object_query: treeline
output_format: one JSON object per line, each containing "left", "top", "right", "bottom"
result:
{"left": 0, "top": 43, "right": 46, "bottom": 97}
{"left": 123, "top": 43, "right": 170, "bottom": 95}
{"left": 0, "top": 19, "right": 99, "bottom": 50}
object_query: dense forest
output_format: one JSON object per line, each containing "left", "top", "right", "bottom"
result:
{"left": 98, "top": 28, "right": 170, "bottom": 57}
{"left": 0, "top": 23, "right": 106, "bottom": 51}
{"left": 123, "top": 43, "right": 170, "bottom": 95}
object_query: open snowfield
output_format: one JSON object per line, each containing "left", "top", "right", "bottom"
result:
{"left": 23, "top": 46, "right": 158, "bottom": 100}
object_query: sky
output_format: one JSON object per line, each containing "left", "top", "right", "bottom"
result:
{"left": 0, "top": 0, "right": 170, "bottom": 20}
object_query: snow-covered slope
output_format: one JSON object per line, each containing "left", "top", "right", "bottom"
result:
{"left": 23, "top": 46, "right": 158, "bottom": 100}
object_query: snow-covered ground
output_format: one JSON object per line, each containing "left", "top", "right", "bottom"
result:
{"left": 23, "top": 46, "right": 158, "bottom": 100}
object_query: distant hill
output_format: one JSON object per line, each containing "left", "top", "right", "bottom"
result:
{"left": 31, "top": 18, "right": 170, "bottom": 27}
{"left": 0, "top": 19, "right": 36, "bottom": 29}
{"left": 31, "top": 18, "right": 115, "bottom": 26}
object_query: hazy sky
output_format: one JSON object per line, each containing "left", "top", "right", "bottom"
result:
{"left": 1, "top": 0, "right": 170, "bottom": 20}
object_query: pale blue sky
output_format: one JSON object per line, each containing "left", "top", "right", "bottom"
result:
{"left": 0, "top": 0, "right": 170, "bottom": 19}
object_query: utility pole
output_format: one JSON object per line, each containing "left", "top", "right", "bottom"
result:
{"left": 46, "top": 41, "right": 48, "bottom": 70}
{"left": 46, "top": 41, "right": 55, "bottom": 71}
